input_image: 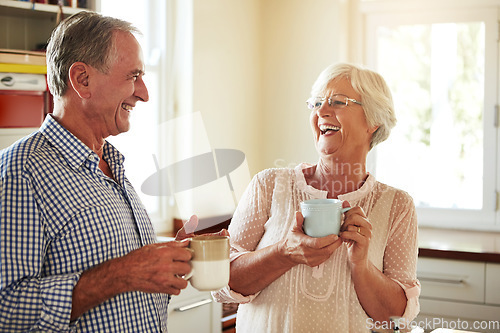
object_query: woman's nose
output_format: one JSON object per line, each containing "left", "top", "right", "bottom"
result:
{"left": 316, "top": 100, "right": 332, "bottom": 117}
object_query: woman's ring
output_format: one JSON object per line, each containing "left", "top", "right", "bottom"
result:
{"left": 357, "top": 227, "right": 361, "bottom": 234}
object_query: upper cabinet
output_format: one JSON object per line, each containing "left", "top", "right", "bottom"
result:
{"left": 0, "top": 0, "right": 99, "bottom": 51}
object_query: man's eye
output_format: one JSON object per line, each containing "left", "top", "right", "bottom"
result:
{"left": 130, "top": 73, "right": 142, "bottom": 81}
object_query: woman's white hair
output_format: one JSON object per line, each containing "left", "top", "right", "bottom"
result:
{"left": 310, "top": 63, "right": 396, "bottom": 149}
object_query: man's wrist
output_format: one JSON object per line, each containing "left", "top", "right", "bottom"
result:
{"left": 71, "top": 256, "right": 128, "bottom": 320}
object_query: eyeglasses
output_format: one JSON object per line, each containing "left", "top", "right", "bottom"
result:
{"left": 306, "top": 94, "right": 362, "bottom": 110}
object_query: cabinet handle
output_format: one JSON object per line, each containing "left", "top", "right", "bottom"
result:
{"left": 418, "top": 275, "right": 465, "bottom": 285}
{"left": 174, "top": 298, "right": 212, "bottom": 312}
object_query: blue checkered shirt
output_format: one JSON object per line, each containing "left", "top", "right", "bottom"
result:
{"left": 0, "top": 115, "right": 169, "bottom": 332}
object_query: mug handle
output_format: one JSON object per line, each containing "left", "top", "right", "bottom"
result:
{"left": 181, "top": 270, "right": 193, "bottom": 280}
{"left": 341, "top": 207, "right": 351, "bottom": 214}
{"left": 178, "top": 247, "right": 195, "bottom": 280}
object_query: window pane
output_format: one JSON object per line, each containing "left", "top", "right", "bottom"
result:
{"left": 102, "top": 1, "right": 161, "bottom": 216}
{"left": 375, "top": 22, "right": 485, "bottom": 210}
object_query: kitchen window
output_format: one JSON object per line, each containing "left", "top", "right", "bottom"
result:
{"left": 362, "top": 1, "right": 499, "bottom": 230}
{"left": 101, "top": 0, "right": 169, "bottom": 232}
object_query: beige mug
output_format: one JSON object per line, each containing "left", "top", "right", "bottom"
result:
{"left": 184, "top": 235, "right": 230, "bottom": 291}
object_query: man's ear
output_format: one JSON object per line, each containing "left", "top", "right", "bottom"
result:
{"left": 68, "top": 62, "right": 91, "bottom": 99}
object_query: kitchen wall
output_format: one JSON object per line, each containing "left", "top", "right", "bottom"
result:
{"left": 192, "top": 0, "right": 347, "bottom": 176}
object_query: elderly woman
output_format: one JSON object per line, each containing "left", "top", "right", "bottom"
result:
{"left": 213, "top": 63, "right": 420, "bottom": 332}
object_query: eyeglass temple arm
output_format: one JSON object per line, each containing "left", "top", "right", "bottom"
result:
{"left": 347, "top": 98, "right": 362, "bottom": 105}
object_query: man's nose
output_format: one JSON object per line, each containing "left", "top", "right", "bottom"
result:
{"left": 135, "top": 76, "right": 149, "bottom": 102}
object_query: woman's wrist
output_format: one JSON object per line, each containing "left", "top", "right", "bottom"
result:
{"left": 349, "top": 258, "right": 370, "bottom": 278}
{"left": 275, "top": 239, "right": 298, "bottom": 269}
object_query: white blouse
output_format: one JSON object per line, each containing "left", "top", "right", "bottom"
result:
{"left": 213, "top": 164, "right": 420, "bottom": 333}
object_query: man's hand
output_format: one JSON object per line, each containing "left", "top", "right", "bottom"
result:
{"left": 118, "top": 241, "right": 193, "bottom": 295}
{"left": 71, "top": 240, "right": 193, "bottom": 320}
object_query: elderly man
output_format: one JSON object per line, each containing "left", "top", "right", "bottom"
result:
{"left": 0, "top": 11, "right": 193, "bottom": 332}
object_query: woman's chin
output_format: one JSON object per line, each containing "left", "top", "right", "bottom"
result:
{"left": 317, "top": 146, "right": 340, "bottom": 157}
{"left": 316, "top": 140, "right": 341, "bottom": 156}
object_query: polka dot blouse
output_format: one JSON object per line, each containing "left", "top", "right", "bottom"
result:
{"left": 213, "top": 164, "right": 421, "bottom": 333}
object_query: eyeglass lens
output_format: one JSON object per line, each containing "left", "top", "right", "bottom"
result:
{"left": 307, "top": 96, "right": 347, "bottom": 110}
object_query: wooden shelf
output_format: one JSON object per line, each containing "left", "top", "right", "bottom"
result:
{"left": 0, "top": 0, "right": 97, "bottom": 51}
{"left": 0, "top": 0, "right": 93, "bottom": 19}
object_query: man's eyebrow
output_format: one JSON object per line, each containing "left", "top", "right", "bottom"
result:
{"left": 130, "top": 69, "right": 145, "bottom": 76}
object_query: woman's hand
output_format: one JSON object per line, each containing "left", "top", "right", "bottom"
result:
{"left": 339, "top": 203, "right": 407, "bottom": 322}
{"left": 228, "top": 211, "right": 341, "bottom": 296}
{"left": 175, "top": 215, "right": 198, "bottom": 241}
{"left": 339, "top": 201, "right": 373, "bottom": 267}
{"left": 175, "top": 215, "right": 230, "bottom": 240}
{"left": 279, "top": 211, "right": 342, "bottom": 267}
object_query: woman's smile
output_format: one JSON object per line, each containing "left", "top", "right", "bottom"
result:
{"left": 319, "top": 124, "right": 340, "bottom": 135}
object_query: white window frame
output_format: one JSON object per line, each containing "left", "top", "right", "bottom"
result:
{"left": 101, "top": 0, "right": 173, "bottom": 233}
{"left": 360, "top": 0, "right": 500, "bottom": 231}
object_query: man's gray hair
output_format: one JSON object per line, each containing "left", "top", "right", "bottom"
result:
{"left": 46, "top": 11, "right": 140, "bottom": 97}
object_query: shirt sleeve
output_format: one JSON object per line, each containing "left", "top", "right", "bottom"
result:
{"left": 212, "top": 172, "right": 272, "bottom": 304}
{"left": 383, "top": 190, "right": 421, "bottom": 322}
{"left": 0, "top": 173, "right": 80, "bottom": 332}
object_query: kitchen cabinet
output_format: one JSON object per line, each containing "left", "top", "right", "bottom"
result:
{"left": 167, "top": 284, "right": 222, "bottom": 333}
{"left": 416, "top": 258, "right": 500, "bottom": 333}
{"left": 485, "top": 263, "right": 500, "bottom": 305}
{"left": 0, "top": 0, "right": 98, "bottom": 51}
{"left": 417, "top": 258, "right": 485, "bottom": 303}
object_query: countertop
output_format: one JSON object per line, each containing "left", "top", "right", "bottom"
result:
{"left": 418, "top": 227, "right": 500, "bottom": 263}
{"left": 161, "top": 225, "right": 500, "bottom": 263}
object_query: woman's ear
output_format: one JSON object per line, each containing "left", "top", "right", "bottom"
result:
{"left": 368, "top": 125, "right": 379, "bottom": 135}
{"left": 68, "top": 62, "right": 91, "bottom": 99}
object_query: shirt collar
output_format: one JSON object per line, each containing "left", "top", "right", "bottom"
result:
{"left": 39, "top": 114, "right": 125, "bottom": 173}
{"left": 295, "top": 162, "right": 376, "bottom": 200}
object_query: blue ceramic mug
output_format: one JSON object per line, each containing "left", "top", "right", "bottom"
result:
{"left": 300, "top": 199, "right": 351, "bottom": 237}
